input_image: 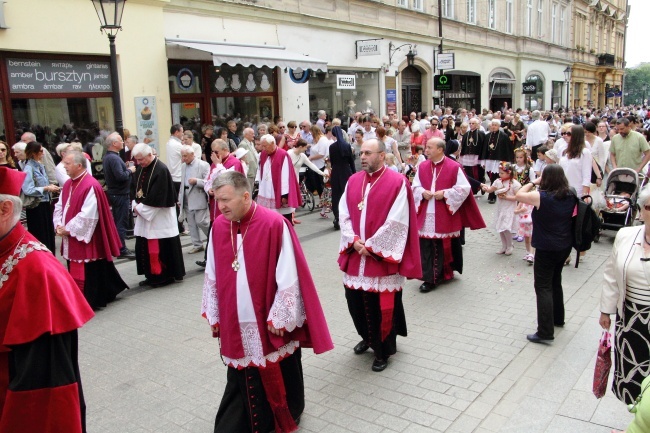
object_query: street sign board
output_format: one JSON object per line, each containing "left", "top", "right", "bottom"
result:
{"left": 522, "top": 82, "right": 537, "bottom": 94}
{"left": 436, "top": 53, "right": 455, "bottom": 71}
{"left": 434, "top": 74, "right": 452, "bottom": 91}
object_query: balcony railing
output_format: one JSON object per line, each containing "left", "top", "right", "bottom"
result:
{"left": 596, "top": 54, "right": 615, "bottom": 67}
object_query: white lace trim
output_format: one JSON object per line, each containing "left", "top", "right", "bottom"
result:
{"left": 66, "top": 215, "right": 98, "bottom": 243}
{"left": 268, "top": 279, "right": 305, "bottom": 332}
{"left": 342, "top": 256, "right": 405, "bottom": 292}
{"left": 339, "top": 217, "right": 356, "bottom": 253}
{"left": 412, "top": 187, "right": 424, "bottom": 206}
{"left": 201, "top": 275, "right": 219, "bottom": 326}
{"left": 223, "top": 320, "right": 299, "bottom": 368}
{"left": 365, "top": 220, "right": 408, "bottom": 262}
{"left": 419, "top": 213, "right": 461, "bottom": 238}
{"left": 60, "top": 237, "right": 99, "bottom": 263}
{"left": 256, "top": 195, "right": 276, "bottom": 210}
{"left": 0, "top": 239, "right": 48, "bottom": 290}
{"left": 443, "top": 188, "right": 466, "bottom": 214}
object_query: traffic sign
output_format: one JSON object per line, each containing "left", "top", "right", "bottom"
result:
{"left": 434, "top": 74, "right": 452, "bottom": 91}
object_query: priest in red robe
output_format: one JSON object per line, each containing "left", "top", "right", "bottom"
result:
{"left": 255, "top": 134, "right": 302, "bottom": 224}
{"left": 202, "top": 171, "right": 333, "bottom": 433}
{"left": 0, "top": 167, "right": 94, "bottom": 433}
{"left": 338, "top": 138, "right": 421, "bottom": 372}
{"left": 412, "top": 138, "right": 486, "bottom": 293}
{"left": 54, "top": 151, "right": 128, "bottom": 309}
{"left": 131, "top": 143, "right": 186, "bottom": 288}
{"left": 196, "top": 139, "right": 245, "bottom": 268}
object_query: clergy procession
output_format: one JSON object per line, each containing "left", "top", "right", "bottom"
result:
{"left": 3, "top": 104, "right": 650, "bottom": 433}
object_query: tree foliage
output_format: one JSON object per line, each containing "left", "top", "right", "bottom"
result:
{"left": 624, "top": 64, "right": 650, "bottom": 105}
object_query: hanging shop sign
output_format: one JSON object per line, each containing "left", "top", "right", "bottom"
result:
{"left": 289, "top": 68, "right": 310, "bottom": 84}
{"left": 434, "top": 74, "right": 452, "bottom": 91}
{"left": 7, "top": 58, "right": 112, "bottom": 93}
{"left": 176, "top": 68, "right": 194, "bottom": 91}
{"left": 337, "top": 74, "right": 356, "bottom": 89}
{"left": 435, "top": 53, "right": 455, "bottom": 71}
{"left": 356, "top": 40, "right": 381, "bottom": 57}
{"left": 522, "top": 82, "right": 537, "bottom": 94}
{"left": 134, "top": 96, "right": 159, "bottom": 152}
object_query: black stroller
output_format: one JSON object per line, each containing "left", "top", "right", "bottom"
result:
{"left": 595, "top": 168, "right": 642, "bottom": 241}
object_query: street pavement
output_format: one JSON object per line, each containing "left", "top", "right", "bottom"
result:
{"left": 77, "top": 196, "right": 634, "bottom": 433}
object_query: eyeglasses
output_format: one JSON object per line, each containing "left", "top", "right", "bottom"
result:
{"left": 288, "top": 125, "right": 296, "bottom": 129}
{"left": 211, "top": 150, "right": 218, "bottom": 154}
{"left": 431, "top": 124, "right": 439, "bottom": 127}
{"left": 645, "top": 205, "right": 650, "bottom": 211}
{"left": 561, "top": 132, "right": 572, "bottom": 137}
{"left": 359, "top": 150, "right": 383, "bottom": 156}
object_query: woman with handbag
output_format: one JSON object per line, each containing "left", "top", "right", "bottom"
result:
{"left": 21, "top": 141, "right": 59, "bottom": 253}
{"left": 600, "top": 185, "right": 650, "bottom": 407}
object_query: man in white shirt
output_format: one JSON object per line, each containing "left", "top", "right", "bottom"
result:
{"left": 316, "top": 110, "right": 327, "bottom": 133}
{"left": 166, "top": 124, "right": 185, "bottom": 233}
{"left": 526, "top": 110, "right": 550, "bottom": 161}
{"left": 360, "top": 115, "right": 376, "bottom": 141}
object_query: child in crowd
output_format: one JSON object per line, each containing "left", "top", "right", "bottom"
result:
{"left": 533, "top": 145, "right": 548, "bottom": 178}
{"left": 605, "top": 190, "right": 631, "bottom": 212}
{"left": 513, "top": 147, "right": 536, "bottom": 242}
{"left": 320, "top": 159, "right": 332, "bottom": 218}
{"left": 414, "top": 145, "right": 426, "bottom": 167}
{"left": 545, "top": 148, "right": 559, "bottom": 164}
{"left": 514, "top": 201, "right": 534, "bottom": 263}
{"left": 385, "top": 153, "right": 400, "bottom": 172}
{"left": 481, "top": 162, "right": 521, "bottom": 256}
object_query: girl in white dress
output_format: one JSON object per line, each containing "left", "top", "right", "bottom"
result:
{"left": 481, "top": 162, "right": 522, "bottom": 255}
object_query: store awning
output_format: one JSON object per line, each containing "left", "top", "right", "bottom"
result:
{"left": 166, "top": 39, "right": 328, "bottom": 71}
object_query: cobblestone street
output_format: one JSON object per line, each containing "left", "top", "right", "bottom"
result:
{"left": 79, "top": 197, "right": 633, "bottom": 433}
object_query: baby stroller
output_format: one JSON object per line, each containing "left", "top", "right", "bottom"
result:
{"left": 596, "top": 168, "right": 641, "bottom": 241}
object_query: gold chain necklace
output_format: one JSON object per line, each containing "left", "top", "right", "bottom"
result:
{"left": 430, "top": 157, "right": 445, "bottom": 191}
{"left": 135, "top": 158, "right": 158, "bottom": 199}
{"left": 358, "top": 167, "right": 386, "bottom": 211}
{"left": 230, "top": 204, "right": 257, "bottom": 271}
{"left": 64, "top": 170, "right": 88, "bottom": 211}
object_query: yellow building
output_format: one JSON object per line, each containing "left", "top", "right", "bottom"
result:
{"left": 571, "top": 0, "right": 627, "bottom": 109}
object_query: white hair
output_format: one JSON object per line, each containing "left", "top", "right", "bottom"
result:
{"left": 56, "top": 142, "right": 72, "bottom": 157}
{"left": 21, "top": 132, "right": 36, "bottom": 142}
{"left": 490, "top": 119, "right": 502, "bottom": 126}
{"left": 180, "top": 145, "right": 194, "bottom": 155}
{"left": 260, "top": 134, "right": 275, "bottom": 145}
{"left": 639, "top": 185, "right": 650, "bottom": 208}
{"left": 12, "top": 142, "right": 26, "bottom": 152}
{"left": 131, "top": 143, "right": 152, "bottom": 157}
{"left": 0, "top": 194, "right": 22, "bottom": 226}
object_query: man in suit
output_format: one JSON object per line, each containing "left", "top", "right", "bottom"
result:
{"left": 178, "top": 145, "right": 210, "bottom": 254}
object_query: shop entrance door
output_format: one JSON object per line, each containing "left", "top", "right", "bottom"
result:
{"left": 401, "top": 66, "right": 421, "bottom": 118}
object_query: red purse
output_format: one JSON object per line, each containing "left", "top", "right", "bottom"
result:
{"left": 593, "top": 331, "right": 612, "bottom": 398}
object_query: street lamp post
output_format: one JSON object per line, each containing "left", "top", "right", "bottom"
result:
{"left": 563, "top": 66, "right": 572, "bottom": 110}
{"left": 91, "top": 0, "right": 126, "bottom": 138}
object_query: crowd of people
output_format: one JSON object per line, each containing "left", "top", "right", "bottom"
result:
{"left": 2, "top": 101, "right": 650, "bottom": 432}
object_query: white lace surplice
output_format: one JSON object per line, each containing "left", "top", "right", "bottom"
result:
{"left": 201, "top": 223, "right": 304, "bottom": 368}
{"left": 412, "top": 165, "right": 470, "bottom": 239}
{"left": 339, "top": 180, "right": 409, "bottom": 292}
{"left": 255, "top": 156, "right": 294, "bottom": 215}
{"left": 53, "top": 186, "right": 98, "bottom": 261}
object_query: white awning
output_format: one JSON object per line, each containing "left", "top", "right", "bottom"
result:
{"left": 166, "top": 39, "right": 328, "bottom": 72}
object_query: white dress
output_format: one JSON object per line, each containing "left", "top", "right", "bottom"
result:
{"left": 491, "top": 178, "right": 521, "bottom": 233}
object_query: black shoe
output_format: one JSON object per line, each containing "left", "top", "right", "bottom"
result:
{"left": 353, "top": 340, "right": 370, "bottom": 354}
{"left": 372, "top": 358, "right": 388, "bottom": 372}
{"left": 195, "top": 260, "right": 206, "bottom": 267}
{"left": 488, "top": 197, "right": 496, "bottom": 204}
{"left": 119, "top": 249, "right": 136, "bottom": 259}
{"left": 333, "top": 220, "right": 340, "bottom": 230}
{"left": 554, "top": 322, "right": 565, "bottom": 327}
{"left": 526, "top": 333, "right": 554, "bottom": 343}
{"left": 138, "top": 279, "right": 152, "bottom": 287}
{"left": 419, "top": 282, "right": 436, "bottom": 293}
{"left": 151, "top": 278, "right": 174, "bottom": 288}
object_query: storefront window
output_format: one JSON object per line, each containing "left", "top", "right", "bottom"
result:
{"left": 551, "top": 81, "right": 564, "bottom": 110}
{"left": 209, "top": 65, "right": 275, "bottom": 94}
{"left": 211, "top": 96, "right": 274, "bottom": 125}
{"left": 11, "top": 97, "right": 114, "bottom": 148}
{"left": 309, "top": 70, "right": 380, "bottom": 127}
{"left": 168, "top": 63, "right": 203, "bottom": 94}
{"left": 172, "top": 102, "right": 201, "bottom": 137}
{"left": 524, "top": 74, "right": 544, "bottom": 111}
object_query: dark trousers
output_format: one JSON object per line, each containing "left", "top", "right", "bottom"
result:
{"left": 172, "top": 181, "right": 184, "bottom": 233}
{"left": 530, "top": 143, "right": 542, "bottom": 161}
{"left": 533, "top": 247, "right": 572, "bottom": 338}
{"left": 463, "top": 165, "right": 485, "bottom": 185}
{"left": 305, "top": 167, "right": 324, "bottom": 197}
{"left": 107, "top": 193, "right": 130, "bottom": 250}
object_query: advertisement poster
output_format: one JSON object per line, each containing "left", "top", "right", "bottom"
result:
{"left": 386, "top": 89, "right": 397, "bottom": 113}
{"left": 134, "top": 96, "right": 159, "bottom": 152}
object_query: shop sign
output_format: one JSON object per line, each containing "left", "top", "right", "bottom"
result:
{"left": 337, "top": 75, "right": 356, "bottom": 89}
{"left": 6, "top": 58, "right": 112, "bottom": 93}
{"left": 434, "top": 74, "right": 452, "bottom": 91}
{"left": 134, "top": 96, "right": 159, "bottom": 152}
{"left": 356, "top": 40, "right": 381, "bottom": 57}
{"left": 436, "top": 53, "right": 455, "bottom": 71}
{"left": 386, "top": 89, "right": 397, "bottom": 112}
{"left": 176, "top": 68, "right": 194, "bottom": 91}
{"left": 522, "top": 83, "right": 537, "bottom": 94}
{"left": 445, "top": 92, "right": 475, "bottom": 99}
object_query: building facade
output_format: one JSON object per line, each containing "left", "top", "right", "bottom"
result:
{"left": 0, "top": 0, "right": 628, "bottom": 163}
{"left": 571, "top": 0, "right": 627, "bottom": 110}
